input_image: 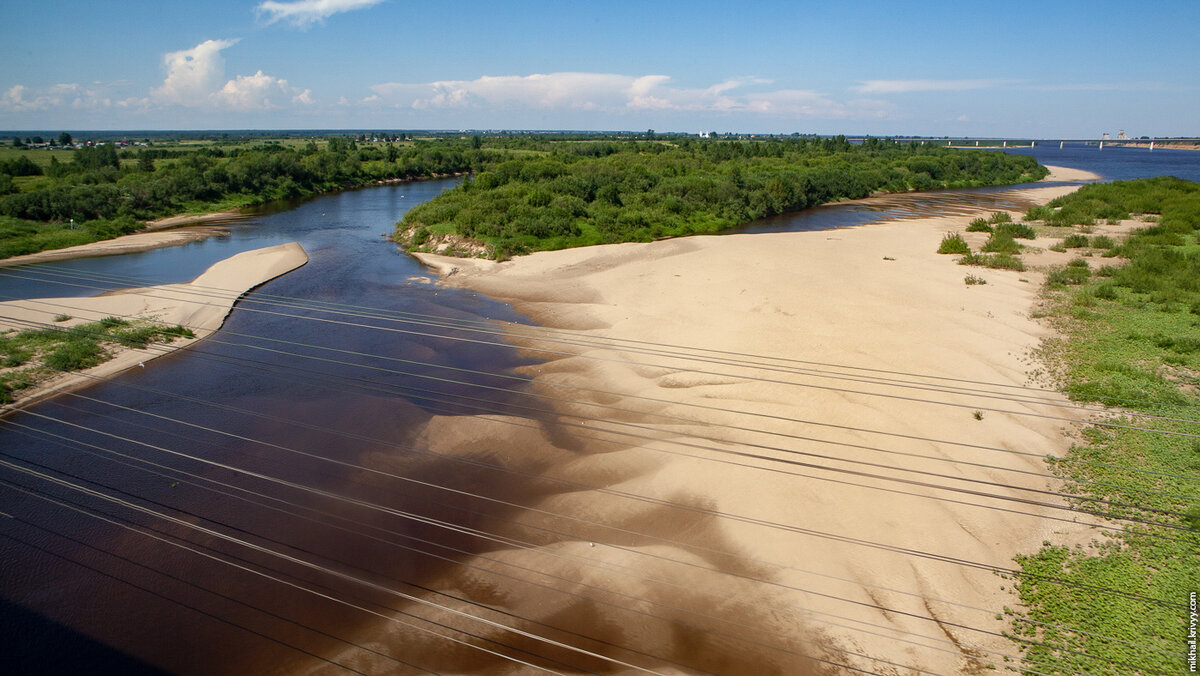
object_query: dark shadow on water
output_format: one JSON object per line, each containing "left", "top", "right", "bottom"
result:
{"left": 0, "top": 599, "right": 168, "bottom": 676}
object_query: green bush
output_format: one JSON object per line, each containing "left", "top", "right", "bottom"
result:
{"left": 995, "top": 222, "right": 1037, "bottom": 239}
{"left": 981, "top": 231, "right": 1021, "bottom": 254}
{"left": 937, "top": 232, "right": 971, "bottom": 254}
{"left": 987, "top": 211, "right": 1013, "bottom": 224}
{"left": 966, "top": 217, "right": 993, "bottom": 233}
{"left": 1048, "top": 259, "right": 1091, "bottom": 286}
{"left": 43, "top": 338, "right": 105, "bottom": 371}
{"left": 959, "top": 252, "right": 1025, "bottom": 271}
{"left": 1062, "top": 234, "right": 1091, "bottom": 248}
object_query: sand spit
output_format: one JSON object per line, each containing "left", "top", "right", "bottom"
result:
{"left": 0, "top": 242, "right": 307, "bottom": 412}
{"left": 1041, "top": 165, "right": 1101, "bottom": 182}
{"left": 383, "top": 182, "right": 1105, "bottom": 674}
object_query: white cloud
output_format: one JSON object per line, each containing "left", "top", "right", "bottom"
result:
{"left": 153, "top": 39, "right": 240, "bottom": 106}
{"left": 369, "top": 72, "right": 884, "bottom": 120}
{"left": 1, "top": 82, "right": 116, "bottom": 112}
{"left": 257, "top": 0, "right": 385, "bottom": 28}
{"left": 214, "top": 71, "right": 297, "bottom": 110}
{"left": 145, "top": 39, "right": 311, "bottom": 110}
{"left": 852, "top": 79, "right": 1003, "bottom": 94}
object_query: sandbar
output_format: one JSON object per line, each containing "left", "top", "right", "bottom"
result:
{"left": 397, "top": 180, "right": 1101, "bottom": 673}
{"left": 0, "top": 242, "right": 307, "bottom": 412}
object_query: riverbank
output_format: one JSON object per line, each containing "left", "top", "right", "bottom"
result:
{"left": 404, "top": 181, "right": 1099, "bottom": 672}
{"left": 0, "top": 242, "right": 307, "bottom": 412}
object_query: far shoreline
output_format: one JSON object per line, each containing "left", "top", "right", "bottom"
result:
{"left": 0, "top": 165, "right": 1098, "bottom": 270}
{"left": 0, "top": 242, "right": 308, "bottom": 414}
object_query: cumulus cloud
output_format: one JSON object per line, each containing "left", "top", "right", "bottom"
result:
{"left": 851, "top": 79, "right": 1003, "bottom": 94}
{"left": 257, "top": 0, "right": 385, "bottom": 28}
{"left": 369, "top": 72, "right": 883, "bottom": 119}
{"left": 147, "top": 39, "right": 311, "bottom": 110}
{"left": 1, "top": 82, "right": 116, "bottom": 112}
{"left": 153, "top": 39, "right": 240, "bottom": 106}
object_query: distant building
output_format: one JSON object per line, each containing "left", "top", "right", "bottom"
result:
{"left": 1102, "top": 132, "right": 1111, "bottom": 140}
{"left": 1117, "top": 129, "right": 1129, "bottom": 140}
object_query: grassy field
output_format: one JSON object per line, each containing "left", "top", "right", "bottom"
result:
{"left": 1, "top": 317, "right": 194, "bottom": 403}
{"left": 1002, "top": 178, "right": 1200, "bottom": 674}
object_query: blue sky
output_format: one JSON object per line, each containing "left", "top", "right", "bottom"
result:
{"left": 2, "top": 0, "right": 1196, "bottom": 136}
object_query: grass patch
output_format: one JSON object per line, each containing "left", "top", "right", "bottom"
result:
{"left": 937, "top": 232, "right": 971, "bottom": 254}
{"left": 1062, "top": 233, "right": 1091, "bottom": 248}
{"left": 1046, "top": 258, "right": 1091, "bottom": 287}
{"left": 996, "top": 222, "right": 1037, "bottom": 240}
{"left": 964, "top": 273, "right": 987, "bottom": 285}
{"left": 981, "top": 230, "right": 1022, "bottom": 254}
{"left": 1008, "top": 177, "right": 1200, "bottom": 674}
{"left": 0, "top": 317, "right": 195, "bottom": 402}
{"left": 959, "top": 252, "right": 1025, "bottom": 271}
{"left": 967, "top": 217, "right": 993, "bottom": 233}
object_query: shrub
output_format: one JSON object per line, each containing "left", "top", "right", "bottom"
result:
{"left": 966, "top": 218, "right": 993, "bottom": 233}
{"left": 43, "top": 338, "right": 105, "bottom": 371}
{"left": 1091, "top": 235, "right": 1116, "bottom": 249}
{"left": 988, "top": 212, "right": 1013, "bottom": 224}
{"left": 959, "top": 252, "right": 1025, "bottom": 271}
{"left": 996, "top": 222, "right": 1037, "bottom": 239}
{"left": 964, "top": 274, "right": 987, "bottom": 285}
{"left": 1025, "top": 205, "right": 1055, "bottom": 221}
{"left": 1047, "top": 260, "right": 1091, "bottom": 286}
{"left": 937, "top": 232, "right": 971, "bottom": 254}
{"left": 1062, "top": 234, "right": 1091, "bottom": 248}
{"left": 52, "top": 314, "right": 71, "bottom": 322}
{"left": 981, "top": 231, "right": 1021, "bottom": 254}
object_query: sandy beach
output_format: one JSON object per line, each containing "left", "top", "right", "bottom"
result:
{"left": 0, "top": 242, "right": 307, "bottom": 412}
{"left": 386, "top": 168, "right": 1107, "bottom": 673}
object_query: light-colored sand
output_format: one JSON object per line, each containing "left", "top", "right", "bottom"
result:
{"left": 0, "top": 224, "right": 234, "bottom": 268}
{"left": 389, "top": 182, "right": 1102, "bottom": 673}
{"left": 1042, "top": 164, "right": 1101, "bottom": 182}
{"left": 0, "top": 242, "right": 307, "bottom": 412}
{"left": 0, "top": 209, "right": 249, "bottom": 269}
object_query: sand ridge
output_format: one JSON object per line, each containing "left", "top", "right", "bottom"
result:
{"left": 0, "top": 242, "right": 308, "bottom": 413}
{"left": 392, "top": 180, "right": 1103, "bottom": 673}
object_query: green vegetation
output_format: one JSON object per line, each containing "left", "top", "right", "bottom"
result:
{"left": 958, "top": 251, "right": 1026, "bottom": 271}
{"left": 938, "top": 232, "right": 971, "bottom": 254}
{"left": 967, "top": 217, "right": 994, "bottom": 233}
{"left": 964, "top": 273, "right": 987, "bottom": 285}
{"left": 996, "top": 222, "right": 1037, "bottom": 240}
{"left": 1006, "top": 177, "right": 1200, "bottom": 674}
{"left": 981, "top": 230, "right": 1023, "bottom": 254}
{"left": 0, "top": 317, "right": 194, "bottom": 403}
{"left": 395, "top": 136, "right": 1048, "bottom": 258}
{"left": 0, "top": 135, "right": 502, "bottom": 259}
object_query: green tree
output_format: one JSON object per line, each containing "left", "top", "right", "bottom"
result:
{"left": 11, "top": 137, "right": 22, "bottom": 147}
{"left": 138, "top": 150, "right": 155, "bottom": 173}
{"left": 58, "top": 132, "right": 72, "bottom": 146}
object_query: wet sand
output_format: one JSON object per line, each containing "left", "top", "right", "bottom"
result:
{"left": 392, "top": 177, "right": 1103, "bottom": 673}
{"left": 0, "top": 243, "right": 307, "bottom": 412}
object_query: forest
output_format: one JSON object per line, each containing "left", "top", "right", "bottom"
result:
{"left": 396, "top": 136, "right": 1049, "bottom": 258}
{"left": 0, "top": 134, "right": 1047, "bottom": 260}
{"left": 0, "top": 137, "right": 494, "bottom": 258}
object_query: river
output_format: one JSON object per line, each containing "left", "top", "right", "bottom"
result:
{"left": 0, "top": 145, "right": 1197, "bottom": 674}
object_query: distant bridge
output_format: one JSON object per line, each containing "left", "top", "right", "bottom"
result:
{"left": 847, "top": 137, "right": 1200, "bottom": 149}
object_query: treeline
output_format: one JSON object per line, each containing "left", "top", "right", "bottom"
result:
{"left": 397, "top": 137, "right": 1048, "bottom": 258}
{"left": 0, "top": 139, "right": 495, "bottom": 258}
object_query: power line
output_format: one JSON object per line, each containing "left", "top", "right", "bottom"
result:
{"left": 0, "top": 426, "right": 1134, "bottom": 676}
{"left": 15, "top": 380, "right": 1183, "bottom": 661}
{"left": 4, "top": 312, "right": 1196, "bottom": 538}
